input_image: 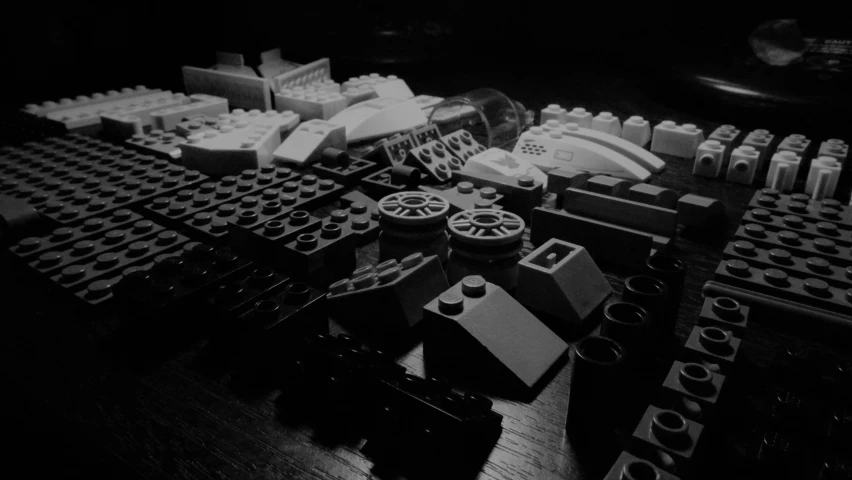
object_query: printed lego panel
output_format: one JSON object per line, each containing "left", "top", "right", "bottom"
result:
{"left": 734, "top": 223, "right": 852, "bottom": 268}
{"left": 723, "top": 240, "right": 852, "bottom": 289}
{"left": 271, "top": 119, "right": 346, "bottom": 166}
{"left": 650, "top": 121, "right": 705, "bottom": 158}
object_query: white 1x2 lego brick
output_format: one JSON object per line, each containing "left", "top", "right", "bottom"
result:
{"left": 651, "top": 121, "right": 705, "bottom": 158}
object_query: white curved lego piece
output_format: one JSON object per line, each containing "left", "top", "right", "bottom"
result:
{"left": 542, "top": 121, "right": 666, "bottom": 173}
{"left": 328, "top": 97, "right": 427, "bottom": 143}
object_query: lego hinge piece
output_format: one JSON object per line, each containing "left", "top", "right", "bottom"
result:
{"left": 512, "top": 127, "right": 651, "bottom": 182}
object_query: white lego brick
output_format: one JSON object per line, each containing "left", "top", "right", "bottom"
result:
{"left": 542, "top": 121, "right": 665, "bottom": 173}
{"left": 41, "top": 90, "right": 180, "bottom": 129}
{"left": 100, "top": 113, "right": 144, "bottom": 139}
{"left": 271, "top": 119, "right": 346, "bottom": 166}
{"left": 776, "top": 134, "right": 810, "bottom": 156}
{"left": 22, "top": 86, "right": 160, "bottom": 117}
{"left": 463, "top": 148, "right": 549, "bottom": 186}
{"left": 708, "top": 124, "right": 740, "bottom": 148}
{"left": 270, "top": 58, "right": 331, "bottom": 92}
{"left": 219, "top": 109, "right": 301, "bottom": 141}
{"left": 212, "top": 51, "right": 259, "bottom": 77}
{"left": 342, "top": 86, "right": 379, "bottom": 107}
{"left": 274, "top": 88, "right": 347, "bottom": 120}
{"left": 255, "top": 48, "right": 302, "bottom": 80}
{"left": 591, "top": 112, "right": 622, "bottom": 137}
{"left": 765, "top": 150, "right": 801, "bottom": 192}
{"left": 412, "top": 94, "right": 444, "bottom": 116}
{"left": 373, "top": 77, "right": 414, "bottom": 99}
{"left": 103, "top": 93, "right": 190, "bottom": 128}
{"left": 818, "top": 139, "right": 848, "bottom": 164}
{"left": 805, "top": 156, "right": 841, "bottom": 198}
{"left": 540, "top": 104, "right": 568, "bottom": 125}
{"left": 328, "top": 97, "right": 427, "bottom": 143}
{"left": 564, "top": 107, "right": 593, "bottom": 128}
{"left": 650, "top": 121, "right": 705, "bottom": 158}
{"left": 742, "top": 129, "right": 774, "bottom": 170}
{"left": 511, "top": 127, "right": 651, "bottom": 182}
{"left": 150, "top": 94, "right": 229, "bottom": 131}
{"left": 182, "top": 66, "right": 271, "bottom": 111}
{"left": 621, "top": 116, "right": 651, "bottom": 147}
{"left": 181, "top": 122, "right": 282, "bottom": 176}
{"left": 692, "top": 140, "right": 726, "bottom": 178}
{"left": 725, "top": 145, "right": 759, "bottom": 185}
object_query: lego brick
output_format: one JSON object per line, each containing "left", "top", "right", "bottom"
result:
{"left": 175, "top": 115, "right": 220, "bottom": 137}
{"left": 661, "top": 361, "right": 726, "bottom": 422}
{"left": 328, "top": 97, "right": 427, "bottom": 143}
{"left": 714, "top": 258, "right": 852, "bottom": 316}
{"left": 373, "top": 132, "right": 418, "bottom": 166}
{"left": 708, "top": 124, "right": 740, "bottom": 148}
{"left": 437, "top": 129, "right": 487, "bottom": 163}
{"left": 765, "top": 151, "right": 802, "bottom": 192}
{"left": 776, "top": 134, "right": 810, "bottom": 157}
{"left": 818, "top": 139, "right": 848, "bottom": 163}
{"left": 27, "top": 220, "right": 165, "bottom": 276}
{"left": 750, "top": 190, "right": 852, "bottom": 226}
{"left": 342, "top": 201, "right": 381, "bottom": 246}
{"left": 280, "top": 215, "right": 359, "bottom": 283}
{"left": 182, "top": 65, "right": 271, "bottom": 110}
{"left": 22, "top": 86, "right": 161, "bottom": 117}
{"left": 621, "top": 115, "right": 651, "bottom": 147}
{"left": 409, "top": 123, "right": 442, "bottom": 146}
{"left": 419, "top": 183, "right": 503, "bottom": 214}
{"left": 181, "top": 122, "right": 283, "bottom": 176}
{"left": 697, "top": 296, "right": 749, "bottom": 339}
{"left": 221, "top": 109, "right": 301, "bottom": 141}
{"left": 805, "top": 156, "right": 841, "bottom": 198}
{"left": 10, "top": 211, "right": 143, "bottom": 261}
{"left": 126, "top": 130, "right": 185, "bottom": 160}
{"left": 603, "top": 451, "right": 681, "bottom": 480}
{"left": 540, "top": 104, "right": 567, "bottom": 124}
{"left": 42, "top": 89, "right": 179, "bottom": 130}
{"left": 512, "top": 127, "right": 651, "bottom": 181}
{"left": 530, "top": 207, "right": 657, "bottom": 268}
{"left": 692, "top": 140, "right": 726, "bottom": 178}
{"left": 451, "top": 170, "right": 542, "bottom": 222}
{"left": 255, "top": 48, "right": 301, "bottom": 80}
{"left": 542, "top": 121, "right": 665, "bottom": 173}
{"left": 735, "top": 222, "right": 852, "bottom": 268}
{"left": 269, "top": 57, "right": 331, "bottom": 92}
{"left": 563, "top": 188, "right": 678, "bottom": 239}
{"left": 99, "top": 93, "right": 191, "bottom": 127}
{"left": 313, "top": 157, "right": 378, "bottom": 186}
{"left": 100, "top": 112, "right": 143, "bottom": 139}
{"left": 564, "top": 107, "right": 593, "bottom": 127}
{"left": 150, "top": 94, "right": 229, "bottom": 131}
{"left": 362, "top": 165, "right": 422, "bottom": 197}
{"left": 462, "top": 147, "right": 548, "bottom": 187}
{"left": 327, "top": 253, "right": 450, "bottom": 347}
{"left": 742, "top": 129, "right": 775, "bottom": 170}
{"left": 632, "top": 406, "right": 704, "bottom": 478}
{"left": 423, "top": 275, "right": 569, "bottom": 391}
{"left": 271, "top": 119, "right": 346, "bottom": 166}
{"left": 628, "top": 183, "right": 678, "bottom": 209}
{"left": 74, "top": 262, "right": 156, "bottom": 308}
{"left": 742, "top": 208, "right": 852, "bottom": 246}
{"left": 584, "top": 175, "right": 630, "bottom": 198}
{"left": 516, "top": 238, "right": 612, "bottom": 331}
{"left": 591, "top": 111, "right": 622, "bottom": 136}
{"left": 205, "top": 266, "right": 292, "bottom": 321}
{"left": 725, "top": 145, "right": 760, "bottom": 185}
{"left": 210, "top": 51, "right": 258, "bottom": 76}
{"left": 273, "top": 88, "right": 347, "bottom": 120}
{"left": 48, "top": 230, "right": 188, "bottom": 291}
{"left": 651, "top": 121, "right": 705, "bottom": 158}
{"left": 247, "top": 210, "right": 322, "bottom": 262}
{"left": 677, "top": 194, "right": 726, "bottom": 229}
{"left": 403, "top": 138, "right": 465, "bottom": 183}
{"left": 724, "top": 239, "right": 852, "bottom": 289}
{"left": 546, "top": 167, "right": 590, "bottom": 198}
{"left": 341, "top": 85, "right": 379, "bottom": 107}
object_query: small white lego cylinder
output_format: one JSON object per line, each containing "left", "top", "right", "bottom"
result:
{"left": 771, "top": 163, "right": 789, "bottom": 192}
{"left": 811, "top": 169, "right": 832, "bottom": 201}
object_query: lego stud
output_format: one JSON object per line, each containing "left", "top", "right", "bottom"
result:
{"left": 461, "top": 275, "right": 487, "bottom": 297}
{"left": 329, "top": 279, "right": 352, "bottom": 295}
{"left": 679, "top": 363, "right": 714, "bottom": 395}
{"left": 620, "top": 459, "right": 660, "bottom": 480}
{"left": 777, "top": 230, "right": 800, "bottom": 245}
{"left": 321, "top": 223, "right": 342, "bottom": 239}
{"left": 400, "top": 252, "right": 424, "bottom": 269}
{"left": 438, "top": 292, "right": 464, "bottom": 314}
{"left": 816, "top": 221, "right": 838, "bottom": 236}
{"left": 803, "top": 278, "right": 831, "bottom": 298}
{"left": 296, "top": 233, "right": 318, "bottom": 250}
{"left": 60, "top": 264, "right": 87, "bottom": 282}
{"left": 651, "top": 409, "right": 691, "bottom": 448}
{"left": 517, "top": 176, "right": 535, "bottom": 187}
{"left": 698, "top": 327, "right": 732, "bottom": 354}
{"left": 805, "top": 257, "right": 831, "bottom": 274}
{"left": 763, "top": 268, "right": 789, "bottom": 287}
{"left": 289, "top": 211, "right": 309, "bottom": 226}
{"left": 377, "top": 266, "right": 401, "bottom": 284}
{"left": 711, "top": 297, "right": 742, "bottom": 321}
{"left": 768, "top": 248, "right": 792, "bottom": 265}
{"left": 725, "top": 259, "right": 750, "bottom": 277}
{"left": 604, "top": 302, "right": 648, "bottom": 326}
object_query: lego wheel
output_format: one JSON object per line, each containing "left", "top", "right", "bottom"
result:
{"left": 378, "top": 192, "right": 450, "bottom": 225}
{"left": 448, "top": 209, "right": 525, "bottom": 246}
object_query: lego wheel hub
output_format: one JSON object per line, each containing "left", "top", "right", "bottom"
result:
{"left": 378, "top": 192, "right": 450, "bottom": 225}
{"left": 448, "top": 209, "right": 525, "bottom": 246}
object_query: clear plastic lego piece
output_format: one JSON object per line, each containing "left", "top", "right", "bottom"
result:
{"left": 427, "top": 88, "right": 533, "bottom": 149}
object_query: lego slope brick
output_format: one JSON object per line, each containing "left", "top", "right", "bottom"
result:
{"left": 404, "top": 138, "right": 465, "bottom": 183}
{"left": 585, "top": 175, "right": 630, "bottom": 198}
{"left": 530, "top": 207, "right": 657, "bottom": 269}
{"left": 419, "top": 183, "right": 503, "bottom": 214}
{"left": 749, "top": 191, "right": 852, "bottom": 226}
{"left": 451, "top": 170, "right": 542, "bottom": 222}
{"left": 22, "top": 86, "right": 159, "bottom": 117}
{"left": 462, "top": 147, "right": 548, "bottom": 187}
{"left": 563, "top": 188, "right": 678, "bottom": 239}
{"left": 512, "top": 127, "right": 651, "bottom": 181}
{"left": 677, "top": 194, "right": 726, "bottom": 229}
{"left": 151, "top": 94, "right": 229, "bottom": 131}
{"left": 182, "top": 65, "right": 271, "bottom": 110}
{"left": 714, "top": 258, "right": 852, "bottom": 316}
{"left": 327, "top": 253, "right": 450, "bottom": 347}
{"left": 742, "top": 209, "right": 852, "bottom": 247}
{"left": 516, "top": 238, "right": 612, "bottom": 330}
{"left": 181, "top": 122, "right": 283, "bottom": 176}
{"left": 423, "top": 275, "right": 569, "bottom": 391}
{"left": 631, "top": 406, "right": 704, "bottom": 477}
{"left": 651, "top": 121, "right": 705, "bottom": 158}
{"left": 272, "top": 119, "right": 346, "bottom": 166}
{"left": 591, "top": 111, "right": 622, "bottom": 136}
{"left": 221, "top": 109, "right": 301, "bottom": 141}
{"left": 628, "top": 183, "right": 678, "bottom": 210}
{"left": 541, "top": 121, "right": 665, "bottom": 173}
{"left": 604, "top": 451, "right": 681, "bottom": 480}
{"left": 734, "top": 223, "right": 852, "bottom": 268}
{"left": 328, "top": 97, "right": 427, "bottom": 143}
{"left": 723, "top": 240, "right": 852, "bottom": 289}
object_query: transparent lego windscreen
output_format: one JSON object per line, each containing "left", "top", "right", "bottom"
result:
{"left": 428, "top": 88, "right": 532, "bottom": 149}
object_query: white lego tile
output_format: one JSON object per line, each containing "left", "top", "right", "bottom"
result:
{"left": 181, "top": 122, "right": 281, "bottom": 176}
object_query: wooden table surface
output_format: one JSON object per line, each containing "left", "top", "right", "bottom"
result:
{"left": 2, "top": 68, "right": 850, "bottom": 480}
